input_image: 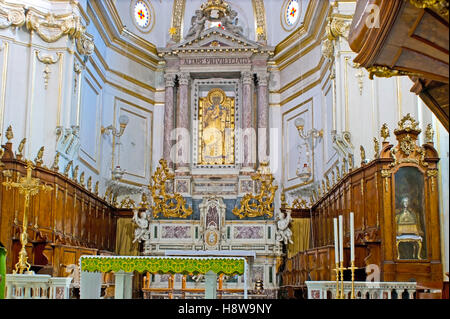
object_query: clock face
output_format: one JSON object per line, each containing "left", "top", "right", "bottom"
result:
{"left": 134, "top": 0, "right": 150, "bottom": 28}
{"left": 285, "top": 0, "right": 300, "bottom": 26}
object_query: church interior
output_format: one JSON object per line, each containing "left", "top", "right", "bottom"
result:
{"left": 0, "top": 0, "right": 449, "bottom": 300}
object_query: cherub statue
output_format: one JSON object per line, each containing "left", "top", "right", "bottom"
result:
{"left": 185, "top": 10, "right": 207, "bottom": 39}
{"left": 275, "top": 209, "right": 293, "bottom": 245}
{"left": 220, "top": 10, "right": 243, "bottom": 36}
{"left": 132, "top": 209, "right": 150, "bottom": 243}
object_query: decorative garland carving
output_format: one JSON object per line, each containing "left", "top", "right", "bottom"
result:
{"left": 0, "top": 4, "right": 93, "bottom": 57}
{"left": 150, "top": 159, "right": 192, "bottom": 219}
{"left": 232, "top": 162, "right": 278, "bottom": 219}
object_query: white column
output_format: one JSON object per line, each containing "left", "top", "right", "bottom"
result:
{"left": 114, "top": 271, "right": 134, "bottom": 299}
{"left": 205, "top": 271, "right": 217, "bottom": 299}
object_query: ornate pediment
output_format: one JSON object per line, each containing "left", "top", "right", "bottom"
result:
{"left": 160, "top": 0, "right": 273, "bottom": 57}
{"left": 160, "top": 28, "right": 273, "bottom": 57}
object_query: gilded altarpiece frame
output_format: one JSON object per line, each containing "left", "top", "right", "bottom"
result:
{"left": 198, "top": 88, "right": 235, "bottom": 166}
{"left": 192, "top": 79, "right": 240, "bottom": 170}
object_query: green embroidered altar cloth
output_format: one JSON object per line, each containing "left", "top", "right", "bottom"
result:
{"left": 80, "top": 256, "right": 245, "bottom": 275}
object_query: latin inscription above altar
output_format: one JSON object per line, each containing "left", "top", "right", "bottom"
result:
{"left": 181, "top": 57, "right": 252, "bottom": 65}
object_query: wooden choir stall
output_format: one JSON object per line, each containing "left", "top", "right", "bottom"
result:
{"left": 280, "top": 114, "right": 443, "bottom": 299}
{"left": 0, "top": 137, "right": 117, "bottom": 297}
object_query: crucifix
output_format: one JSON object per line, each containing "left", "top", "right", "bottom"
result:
{"left": 2, "top": 160, "right": 53, "bottom": 274}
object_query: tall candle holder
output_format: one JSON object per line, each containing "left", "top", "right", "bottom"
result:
{"left": 339, "top": 262, "right": 347, "bottom": 299}
{"left": 334, "top": 263, "right": 340, "bottom": 299}
{"left": 349, "top": 261, "right": 357, "bottom": 299}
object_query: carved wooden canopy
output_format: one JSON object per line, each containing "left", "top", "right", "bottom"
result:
{"left": 348, "top": 0, "right": 449, "bottom": 131}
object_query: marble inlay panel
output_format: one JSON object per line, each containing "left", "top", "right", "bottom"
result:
{"left": 234, "top": 226, "right": 264, "bottom": 239}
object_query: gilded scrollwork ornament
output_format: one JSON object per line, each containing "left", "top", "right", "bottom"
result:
{"left": 399, "top": 134, "right": 415, "bottom": 156}
{"left": 292, "top": 198, "right": 308, "bottom": 210}
{"left": 150, "top": 159, "right": 192, "bottom": 219}
{"left": 233, "top": 162, "right": 278, "bottom": 219}
{"left": 120, "top": 196, "right": 136, "bottom": 209}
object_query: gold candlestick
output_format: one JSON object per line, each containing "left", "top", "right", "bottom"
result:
{"left": 339, "top": 262, "right": 346, "bottom": 299}
{"left": 349, "top": 261, "right": 357, "bottom": 299}
{"left": 2, "top": 161, "right": 53, "bottom": 274}
{"left": 334, "top": 264, "right": 340, "bottom": 299}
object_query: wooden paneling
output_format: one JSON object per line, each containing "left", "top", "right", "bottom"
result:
{"left": 0, "top": 142, "right": 118, "bottom": 275}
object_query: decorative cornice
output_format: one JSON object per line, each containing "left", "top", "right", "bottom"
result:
{"left": 0, "top": 2, "right": 94, "bottom": 57}
{"left": 159, "top": 28, "right": 274, "bottom": 57}
{"left": 0, "top": 1, "right": 25, "bottom": 29}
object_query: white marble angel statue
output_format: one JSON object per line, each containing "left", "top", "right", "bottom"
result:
{"left": 185, "top": 10, "right": 207, "bottom": 39}
{"left": 276, "top": 209, "right": 294, "bottom": 245}
{"left": 132, "top": 209, "right": 150, "bottom": 243}
{"left": 220, "top": 10, "right": 244, "bottom": 36}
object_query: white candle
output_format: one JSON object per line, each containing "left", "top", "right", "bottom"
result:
{"left": 334, "top": 218, "right": 339, "bottom": 265}
{"left": 350, "top": 212, "right": 355, "bottom": 262}
{"left": 339, "top": 215, "right": 344, "bottom": 263}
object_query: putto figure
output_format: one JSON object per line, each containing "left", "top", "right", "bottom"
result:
{"left": 220, "top": 10, "right": 243, "bottom": 36}
{"left": 185, "top": 10, "right": 207, "bottom": 39}
{"left": 276, "top": 209, "right": 293, "bottom": 245}
{"left": 132, "top": 209, "right": 150, "bottom": 243}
